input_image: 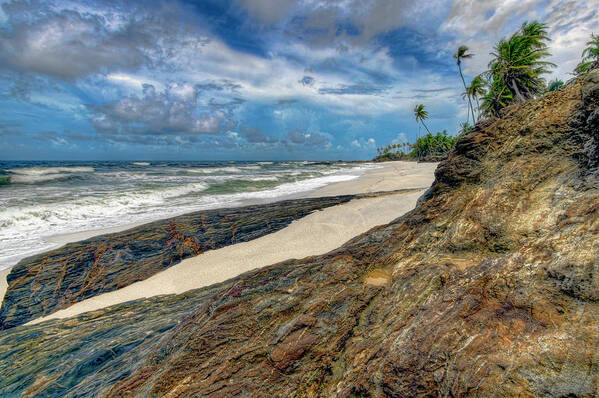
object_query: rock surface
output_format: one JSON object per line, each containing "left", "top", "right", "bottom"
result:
{"left": 1, "top": 71, "right": 598, "bottom": 397}
{"left": 1, "top": 193, "right": 406, "bottom": 329}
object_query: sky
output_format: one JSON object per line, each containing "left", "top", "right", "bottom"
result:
{"left": 0, "top": 0, "right": 597, "bottom": 161}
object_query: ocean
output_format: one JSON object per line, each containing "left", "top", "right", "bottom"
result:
{"left": 0, "top": 160, "right": 377, "bottom": 270}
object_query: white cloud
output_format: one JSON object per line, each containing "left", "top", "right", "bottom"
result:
{"left": 350, "top": 137, "right": 377, "bottom": 150}
{"left": 442, "top": 0, "right": 599, "bottom": 80}
{"left": 391, "top": 132, "right": 407, "bottom": 145}
{"left": 89, "top": 83, "right": 225, "bottom": 139}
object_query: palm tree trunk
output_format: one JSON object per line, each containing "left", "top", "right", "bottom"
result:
{"left": 465, "top": 100, "right": 471, "bottom": 126}
{"left": 510, "top": 80, "right": 526, "bottom": 102}
{"left": 458, "top": 64, "right": 475, "bottom": 125}
{"left": 421, "top": 120, "right": 432, "bottom": 135}
{"left": 475, "top": 97, "right": 481, "bottom": 122}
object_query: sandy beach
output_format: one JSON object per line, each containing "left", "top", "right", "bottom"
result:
{"left": 0, "top": 268, "right": 8, "bottom": 306}
{"left": 0, "top": 161, "right": 437, "bottom": 325}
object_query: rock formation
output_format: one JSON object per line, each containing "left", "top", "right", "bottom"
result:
{"left": 1, "top": 193, "right": 411, "bottom": 329}
{"left": 0, "top": 71, "right": 597, "bottom": 397}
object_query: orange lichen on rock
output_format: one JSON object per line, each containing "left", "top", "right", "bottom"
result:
{"left": 364, "top": 269, "right": 391, "bottom": 286}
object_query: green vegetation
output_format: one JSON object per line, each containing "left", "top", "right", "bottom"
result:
{"left": 459, "top": 121, "right": 473, "bottom": 134}
{"left": 465, "top": 75, "right": 486, "bottom": 122}
{"left": 0, "top": 176, "right": 10, "bottom": 185}
{"left": 413, "top": 104, "right": 431, "bottom": 135}
{"left": 454, "top": 45, "right": 475, "bottom": 125}
{"left": 575, "top": 33, "right": 599, "bottom": 75}
{"left": 547, "top": 79, "right": 564, "bottom": 91}
{"left": 412, "top": 131, "right": 461, "bottom": 159}
{"left": 482, "top": 22, "right": 555, "bottom": 116}
{"left": 375, "top": 130, "right": 462, "bottom": 161}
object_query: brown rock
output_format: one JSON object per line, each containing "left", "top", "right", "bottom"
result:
{"left": 582, "top": 69, "right": 599, "bottom": 104}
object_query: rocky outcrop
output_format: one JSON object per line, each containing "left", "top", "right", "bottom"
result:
{"left": 0, "top": 71, "right": 598, "bottom": 397}
{"left": 1, "top": 193, "right": 412, "bottom": 329}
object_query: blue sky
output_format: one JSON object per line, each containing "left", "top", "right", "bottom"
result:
{"left": 0, "top": 0, "right": 597, "bottom": 160}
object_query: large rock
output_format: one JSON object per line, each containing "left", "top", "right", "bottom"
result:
{"left": 1, "top": 194, "right": 397, "bottom": 329}
{"left": 0, "top": 73, "right": 598, "bottom": 397}
{"left": 582, "top": 68, "right": 599, "bottom": 104}
{"left": 570, "top": 68, "right": 599, "bottom": 170}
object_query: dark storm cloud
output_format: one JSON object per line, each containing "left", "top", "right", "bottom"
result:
{"left": 89, "top": 83, "right": 225, "bottom": 138}
{"left": 242, "top": 127, "right": 278, "bottom": 143}
{"left": 235, "top": 0, "right": 297, "bottom": 25}
{"left": 285, "top": 130, "right": 330, "bottom": 146}
{"left": 195, "top": 80, "right": 242, "bottom": 93}
{"left": 0, "top": 0, "right": 208, "bottom": 81}
{"left": 286, "top": 129, "right": 306, "bottom": 144}
{"left": 277, "top": 98, "right": 298, "bottom": 105}
{"left": 238, "top": 0, "right": 419, "bottom": 46}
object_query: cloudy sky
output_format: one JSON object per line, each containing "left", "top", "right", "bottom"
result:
{"left": 0, "top": 0, "right": 597, "bottom": 160}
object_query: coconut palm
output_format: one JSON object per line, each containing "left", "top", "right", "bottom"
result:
{"left": 575, "top": 33, "right": 599, "bottom": 75}
{"left": 487, "top": 21, "right": 555, "bottom": 103}
{"left": 454, "top": 46, "right": 476, "bottom": 125}
{"left": 459, "top": 121, "right": 472, "bottom": 135}
{"left": 413, "top": 104, "right": 432, "bottom": 135}
{"left": 521, "top": 21, "right": 552, "bottom": 49}
{"left": 481, "top": 78, "right": 513, "bottom": 117}
{"left": 465, "top": 75, "right": 487, "bottom": 121}
{"left": 547, "top": 79, "right": 564, "bottom": 92}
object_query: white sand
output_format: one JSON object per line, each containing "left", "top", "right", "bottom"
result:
{"left": 12, "top": 161, "right": 437, "bottom": 325}
{"left": 0, "top": 268, "right": 9, "bottom": 306}
{"left": 309, "top": 161, "right": 437, "bottom": 197}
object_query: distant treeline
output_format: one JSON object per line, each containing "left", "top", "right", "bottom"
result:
{"left": 375, "top": 131, "right": 463, "bottom": 162}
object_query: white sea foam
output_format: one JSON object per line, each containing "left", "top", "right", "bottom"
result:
{"left": 186, "top": 167, "right": 243, "bottom": 174}
{"left": 7, "top": 166, "right": 95, "bottom": 175}
{"left": 9, "top": 173, "right": 75, "bottom": 184}
{"left": 131, "top": 162, "right": 151, "bottom": 166}
{"left": 247, "top": 176, "right": 279, "bottom": 181}
{"left": 200, "top": 173, "right": 360, "bottom": 206}
{"left": 0, "top": 163, "right": 372, "bottom": 270}
{"left": 0, "top": 182, "right": 209, "bottom": 269}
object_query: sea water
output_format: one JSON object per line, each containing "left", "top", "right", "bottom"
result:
{"left": 0, "top": 160, "right": 376, "bottom": 269}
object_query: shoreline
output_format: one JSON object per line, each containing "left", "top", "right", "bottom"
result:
{"left": 1, "top": 161, "right": 437, "bottom": 322}
{"left": 18, "top": 163, "right": 375, "bottom": 249}
{"left": 46, "top": 161, "right": 437, "bottom": 244}
{"left": 28, "top": 190, "right": 426, "bottom": 325}
{"left": 0, "top": 161, "right": 373, "bottom": 271}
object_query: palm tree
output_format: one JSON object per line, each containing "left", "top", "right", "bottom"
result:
{"left": 487, "top": 21, "right": 555, "bottom": 103}
{"left": 481, "top": 78, "right": 513, "bottom": 117}
{"left": 465, "top": 75, "right": 487, "bottom": 121}
{"left": 459, "top": 121, "right": 472, "bottom": 135}
{"left": 413, "top": 104, "right": 432, "bottom": 135}
{"left": 454, "top": 45, "right": 476, "bottom": 125}
{"left": 575, "top": 33, "right": 599, "bottom": 75}
{"left": 547, "top": 79, "right": 564, "bottom": 91}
